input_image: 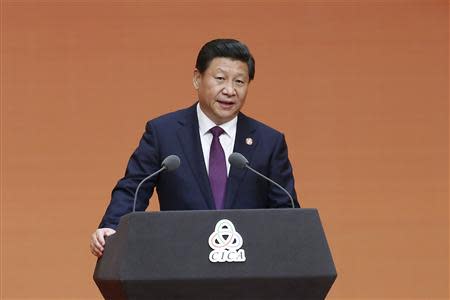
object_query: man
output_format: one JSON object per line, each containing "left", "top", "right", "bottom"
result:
{"left": 90, "top": 39, "right": 300, "bottom": 257}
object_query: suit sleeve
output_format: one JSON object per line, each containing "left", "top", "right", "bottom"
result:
{"left": 99, "top": 121, "right": 161, "bottom": 229}
{"left": 267, "top": 133, "right": 300, "bottom": 208}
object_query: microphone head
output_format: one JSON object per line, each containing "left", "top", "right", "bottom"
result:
{"left": 228, "top": 152, "right": 249, "bottom": 169}
{"left": 161, "top": 155, "right": 181, "bottom": 171}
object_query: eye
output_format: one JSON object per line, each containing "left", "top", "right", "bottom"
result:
{"left": 215, "top": 76, "right": 225, "bottom": 81}
{"left": 235, "top": 79, "right": 245, "bottom": 85}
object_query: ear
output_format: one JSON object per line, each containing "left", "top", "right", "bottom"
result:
{"left": 193, "top": 69, "right": 201, "bottom": 90}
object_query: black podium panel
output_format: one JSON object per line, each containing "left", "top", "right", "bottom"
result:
{"left": 94, "top": 209, "right": 337, "bottom": 299}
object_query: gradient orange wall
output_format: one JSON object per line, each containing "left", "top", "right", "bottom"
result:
{"left": 1, "top": 1, "right": 448, "bottom": 299}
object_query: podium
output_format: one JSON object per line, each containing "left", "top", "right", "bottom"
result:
{"left": 94, "top": 209, "right": 337, "bottom": 299}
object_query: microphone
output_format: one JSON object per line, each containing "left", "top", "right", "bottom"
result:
{"left": 132, "top": 155, "right": 181, "bottom": 212}
{"left": 229, "top": 152, "right": 296, "bottom": 208}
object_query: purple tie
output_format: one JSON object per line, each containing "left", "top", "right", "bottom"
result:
{"left": 209, "top": 126, "right": 227, "bottom": 209}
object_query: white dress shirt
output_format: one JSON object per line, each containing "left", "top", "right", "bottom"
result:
{"left": 196, "top": 103, "right": 237, "bottom": 175}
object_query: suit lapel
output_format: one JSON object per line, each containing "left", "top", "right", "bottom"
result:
{"left": 176, "top": 105, "right": 215, "bottom": 209}
{"left": 223, "top": 113, "right": 257, "bottom": 209}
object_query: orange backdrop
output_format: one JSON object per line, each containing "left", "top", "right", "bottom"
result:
{"left": 1, "top": 0, "right": 448, "bottom": 299}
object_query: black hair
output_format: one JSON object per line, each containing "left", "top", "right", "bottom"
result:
{"left": 195, "top": 39, "right": 255, "bottom": 81}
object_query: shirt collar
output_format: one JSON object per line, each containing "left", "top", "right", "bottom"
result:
{"left": 196, "top": 103, "right": 237, "bottom": 137}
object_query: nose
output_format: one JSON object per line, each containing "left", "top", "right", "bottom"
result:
{"left": 222, "top": 81, "right": 236, "bottom": 96}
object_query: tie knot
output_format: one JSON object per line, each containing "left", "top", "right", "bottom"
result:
{"left": 210, "top": 126, "right": 225, "bottom": 138}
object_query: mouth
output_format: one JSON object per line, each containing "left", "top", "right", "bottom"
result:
{"left": 216, "top": 99, "right": 235, "bottom": 109}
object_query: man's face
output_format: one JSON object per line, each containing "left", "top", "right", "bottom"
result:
{"left": 193, "top": 57, "right": 250, "bottom": 125}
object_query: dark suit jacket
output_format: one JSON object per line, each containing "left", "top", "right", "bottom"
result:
{"left": 100, "top": 104, "right": 299, "bottom": 229}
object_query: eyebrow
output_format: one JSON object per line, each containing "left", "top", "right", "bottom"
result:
{"left": 215, "top": 67, "right": 246, "bottom": 77}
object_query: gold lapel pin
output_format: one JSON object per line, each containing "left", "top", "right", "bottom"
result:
{"left": 245, "top": 137, "right": 253, "bottom": 145}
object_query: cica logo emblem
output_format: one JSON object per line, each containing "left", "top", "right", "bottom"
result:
{"left": 208, "top": 219, "right": 246, "bottom": 263}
